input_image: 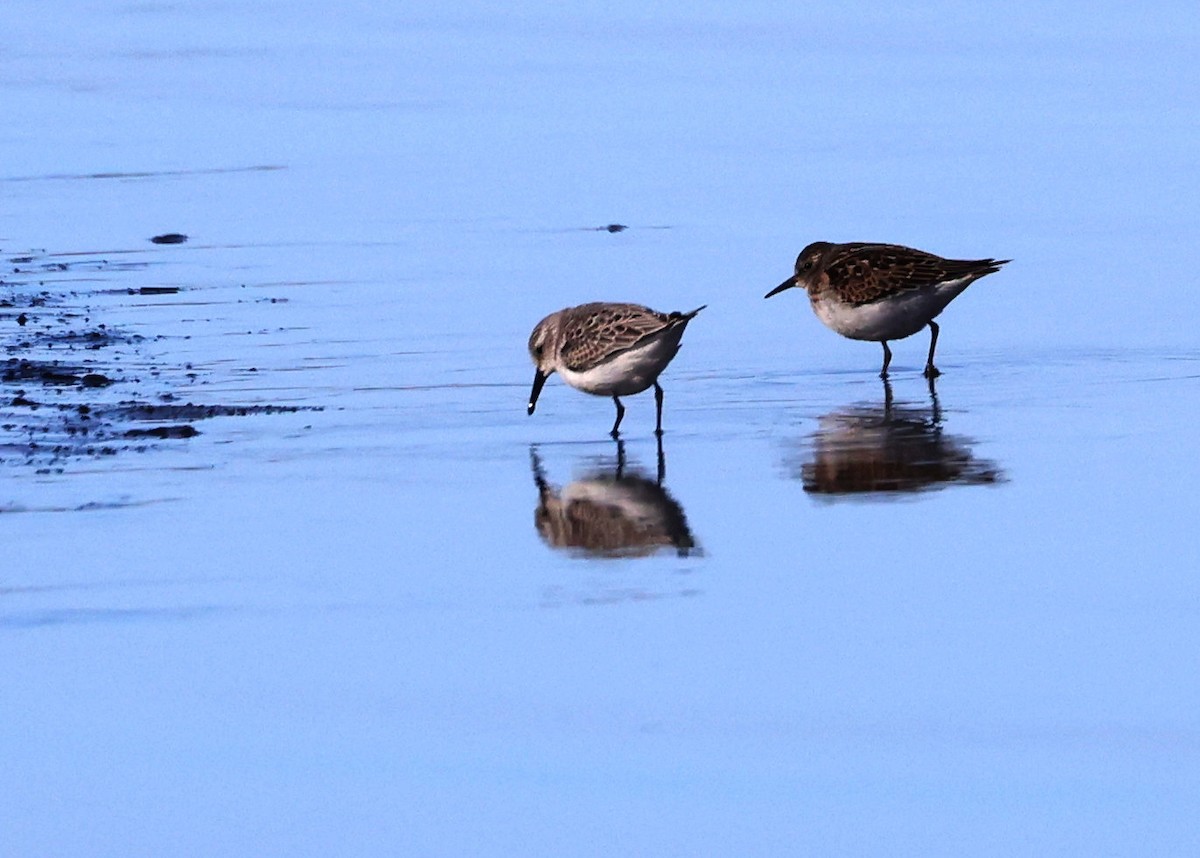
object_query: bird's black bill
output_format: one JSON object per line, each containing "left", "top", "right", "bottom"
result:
{"left": 764, "top": 277, "right": 796, "bottom": 299}
{"left": 527, "top": 369, "right": 548, "bottom": 415}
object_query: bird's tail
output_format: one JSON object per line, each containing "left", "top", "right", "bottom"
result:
{"left": 671, "top": 304, "right": 707, "bottom": 321}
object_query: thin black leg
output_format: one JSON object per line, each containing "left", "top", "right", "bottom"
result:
{"left": 923, "top": 321, "right": 941, "bottom": 378}
{"left": 881, "top": 375, "right": 895, "bottom": 417}
{"left": 614, "top": 438, "right": 627, "bottom": 479}
{"left": 655, "top": 432, "right": 666, "bottom": 484}
{"left": 610, "top": 396, "right": 625, "bottom": 438}
{"left": 880, "top": 341, "right": 893, "bottom": 378}
{"left": 653, "top": 382, "right": 665, "bottom": 436}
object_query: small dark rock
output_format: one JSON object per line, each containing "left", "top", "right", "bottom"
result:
{"left": 124, "top": 425, "right": 199, "bottom": 439}
{"left": 80, "top": 373, "right": 114, "bottom": 388}
{"left": 16, "top": 313, "right": 27, "bottom": 326}
{"left": 604, "top": 223, "right": 628, "bottom": 233}
{"left": 150, "top": 233, "right": 188, "bottom": 245}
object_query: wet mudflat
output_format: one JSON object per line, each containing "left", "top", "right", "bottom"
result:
{"left": 3, "top": 2, "right": 1199, "bottom": 856}
{"left": 0, "top": 251, "right": 318, "bottom": 478}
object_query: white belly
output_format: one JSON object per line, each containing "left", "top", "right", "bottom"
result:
{"left": 810, "top": 278, "right": 972, "bottom": 342}
{"left": 558, "top": 327, "right": 685, "bottom": 397}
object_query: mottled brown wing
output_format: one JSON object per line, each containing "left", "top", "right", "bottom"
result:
{"left": 828, "top": 244, "right": 1006, "bottom": 305}
{"left": 559, "top": 303, "right": 673, "bottom": 373}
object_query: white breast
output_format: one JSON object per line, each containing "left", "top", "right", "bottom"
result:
{"left": 558, "top": 326, "right": 686, "bottom": 397}
{"left": 810, "top": 277, "right": 974, "bottom": 342}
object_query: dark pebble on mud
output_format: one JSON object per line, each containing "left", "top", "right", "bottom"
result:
{"left": 150, "top": 233, "right": 188, "bottom": 245}
{"left": 604, "top": 223, "right": 627, "bottom": 233}
{"left": 81, "top": 373, "right": 113, "bottom": 388}
{"left": 133, "top": 286, "right": 181, "bottom": 295}
{"left": 110, "top": 402, "right": 314, "bottom": 421}
{"left": 124, "top": 425, "right": 199, "bottom": 439}
{"left": 17, "top": 313, "right": 28, "bottom": 326}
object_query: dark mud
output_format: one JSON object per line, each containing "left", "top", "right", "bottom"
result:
{"left": 1, "top": 247, "right": 317, "bottom": 470}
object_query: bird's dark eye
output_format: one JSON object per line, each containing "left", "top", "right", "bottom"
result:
{"left": 535, "top": 345, "right": 543, "bottom": 356}
{"left": 799, "top": 260, "right": 812, "bottom": 272}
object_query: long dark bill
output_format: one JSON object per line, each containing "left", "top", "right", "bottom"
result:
{"left": 764, "top": 277, "right": 796, "bottom": 299}
{"left": 527, "top": 369, "right": 548, "bottom": 415}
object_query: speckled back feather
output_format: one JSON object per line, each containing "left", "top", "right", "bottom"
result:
{"left": 559, "top": 302, "right": 704, "bottom": 373}
{"left": 811, "top": 243, "right": 1009, "bottom": 306}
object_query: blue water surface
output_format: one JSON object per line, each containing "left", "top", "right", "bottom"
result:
{"left": 1, "top": 1, "right": 1198, "bottom": 855}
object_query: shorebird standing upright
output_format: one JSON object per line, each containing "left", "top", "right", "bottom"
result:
{"left": 766, "top": 241, "right": 1008, "bottom": 377}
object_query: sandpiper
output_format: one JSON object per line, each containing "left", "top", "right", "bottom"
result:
{"left": 765, "top": 242, "right": 1009, "bottom": 377}
{"left": 527, "top": 302, "right": 704, "bottom": 437}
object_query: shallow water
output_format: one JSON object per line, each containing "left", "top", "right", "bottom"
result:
{"left": 3, "top": 2, "right": 1199, "bottom": 855}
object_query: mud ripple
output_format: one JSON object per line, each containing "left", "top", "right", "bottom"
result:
{"left": 1, "top": 247, "right": 318, "bottom": 470}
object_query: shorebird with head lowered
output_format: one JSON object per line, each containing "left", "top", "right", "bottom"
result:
{"left": 766, "top": 241, "right": 1009, "bottom": 378}
{"left": 527, "top": 302, "right": 704, "bottom": 438}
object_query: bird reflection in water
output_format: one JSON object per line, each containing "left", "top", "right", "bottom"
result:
{"left": 796, "top": 378, "right": 1003, "bottom": 497}
{"left": 530, "top": 438, "right": 699, "bottom": 557}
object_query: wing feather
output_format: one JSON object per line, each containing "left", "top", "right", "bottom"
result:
{"left": 826, "top": 244, "right": 1008, "bottom": 305}
{"left": 561, "top": 303, "right": 699, "bottom": 373}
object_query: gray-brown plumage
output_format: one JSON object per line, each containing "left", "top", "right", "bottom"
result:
{"left": 527, "top": 302, "right": 705, "bottom": 437}
{"left": 766, "top": 242, "right": 1009, "bottom": 377}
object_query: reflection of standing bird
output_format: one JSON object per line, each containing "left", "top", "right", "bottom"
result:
{"left": 530, "top": 446, "right": 698, "bottom": 558}
{"left": 796, "top": 384, "right": 1002, "bottom": 496}
{"left": 766, "top": 242, "right": 1008, "bottom": 378}
{"left": 527, "top": 302, "right": 704, "bottom": 437}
